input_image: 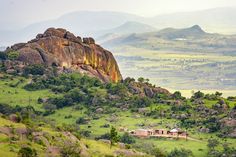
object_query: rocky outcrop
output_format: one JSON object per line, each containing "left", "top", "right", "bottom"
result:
{"left": 6, "top": 28, "right": 122, "bottom": 83}
{"left": 127, "top": 79, "right": 170, "bottom": 97}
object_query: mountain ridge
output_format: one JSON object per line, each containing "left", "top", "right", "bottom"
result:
{"left": 1, "top": 7, "right": 236, "bottom": 46}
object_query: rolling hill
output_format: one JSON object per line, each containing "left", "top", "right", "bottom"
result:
{"left": 102, "top": 25, "right": 236, "bottom": 55}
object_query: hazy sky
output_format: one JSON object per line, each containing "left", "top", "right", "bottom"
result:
{"left": 1, "top": 0, "right": 236, "bottom": 30}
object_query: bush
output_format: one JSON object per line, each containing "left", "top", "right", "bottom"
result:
{"left": 191, "top": 91, "right": 204, "bottom": 100}
{"left": 95, "top": 133, "right": 110, "bottom": 140}
{"left": 76, "top": 117, "right": 89, "bottom": 124}
{"left": 61, "top": 143, "right": 81, "bottom": 157}
{"left": 7, "top": 51, "right": 19, "bottom": 60}
{"left": 167, "top": 148, "right": 193, "bottom": 157}
{"left": 120, "top": 132, "right": 135, "bottom": 144}
{"left": 23, "top": 64, "right": 45, "bottom": 76}
{"left": 43, "top": 103, "right": 57, "bottom": 115}
{"left": 0, "top": 51, "right": 7, "bottom": 60}
{"left": 18, "top": 146, "right": 37, "bottom": 157}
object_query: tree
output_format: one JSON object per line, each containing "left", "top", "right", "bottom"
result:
{"left": 7, "top": 51, "right": 19, "bottom": 60}
{"left": 138, "top": 77, "right": 145, "bottom": 83}
{"left": 207, "top": 138, "right": 219, "bottom": 150}
{"left": 215, "top": 91, "right": 222, "bottom": 97}
{"left": 43, "top": 103, "right": 57, "bottom": 114}
{"left": 110, "top": 126, "right": 119, "bottom": 148}
{"left": 23, "top": 64, "right": 45, "bottom": 76}
{"left": 192, "top": 91, "right": 204, "bottom": 99}
{"left": 207, "top": 138, "right": 221, "bottom": 157}
{"left": 18, "top": 147, "right": 37, "bottom": 157}
{"left": 172, "top": 91, "right": 182, "bottom": 100}
{"left": 180, "top": 119, "right": 195, "bottom": 140}
{"left": 76, "top": 117, "right": 88, "bottom": 125}
{"left": 120, "top": 132, "right": 135, "bottom": 144}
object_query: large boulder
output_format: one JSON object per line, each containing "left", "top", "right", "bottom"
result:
{"left": 6, "top": 28, "right": 122, "bottom": 83}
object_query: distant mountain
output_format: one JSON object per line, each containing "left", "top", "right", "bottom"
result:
{"left": 154, "top": 25, "right": 206, "bottom": 39}
{"left": 95, "top": 21, "right": 156, "bottom": 44}
{"left": 1, "top": 7, "right": 236, "bottom": 46}
{"left": 0, "top": 11, "right": 144, "bottom": 46}
{"left": 146, "top": 7, "right": 236, "bottom": 34}
{"left": 102, "top": 25, "right": 236, "bottom": 55}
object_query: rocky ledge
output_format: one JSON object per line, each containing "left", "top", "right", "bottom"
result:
{"left": 5, "top": 28, "right": 122, "bottom": 82}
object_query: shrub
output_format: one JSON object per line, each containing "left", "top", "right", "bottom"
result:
{"left": 191, "top": 91, "right": 204, "bottom": 100}
{"left": 7, "top": 51, "right": 19, "bottom": 60}
{"left": 43, "top": 103, "right": 57, "bottom": 115}
{"left": 120, "top": 132, "right": 135, "bottom": 144}
{"left": 167, "top": 148, "right": 193, "bottom": 157}
{"left": 60, "top": 143, "right": 81, "bottom": 157}
{"left": 23, "top": 64, "right": 45, "bottom": 76}
{"left": 18, "top": 146, "right": 37, "bottom": 157}
{"left": 76, "top": 117, "right": 89, "bottom": 124}
{"left": 0, "top": 51, "right": 7, "bottom": 60}
{"left": 95, "top": 133, "right": 110, "bottom": 140}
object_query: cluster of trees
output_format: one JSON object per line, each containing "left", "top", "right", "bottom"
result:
{"left": 207, "top": 138, "right": 236, "bottom": 157}
{"left": 23, "top": 64, "right": 45, "bottom": 76}
{"left": 0, "top": 51, "right": 19, "bottom": 61}
{"left": 95, "top": 126, "right": 135, "bottom": 149}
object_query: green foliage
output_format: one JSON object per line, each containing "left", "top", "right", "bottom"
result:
{"left": 48, "top": 96, "right": 73, "bottom": 109}
{"left": 206, "top": 139, "right": 236, "bottom": 157}
{"left": 0, "top": 51, "right": 7, "bottom": 60}
{"left": 120, "top": 132, "right": 135, "bottom": 144}
{"left": 60, "top": 143, "right": 81, "bottom": 157}
{"left": 43, "top": 103, "right": 56, "bottom": 115}
{"left": 207, "top": 138, "right": 219, "bottom": 150}
{"left": 23, "top": 64, "right": 45, "bottom": 76}
{"left": 133, "top": 142, "right": 167, "bottom": 156}
{"left": 76, "top": 117, "right": 89, "bottom": 125}
{"left": 191, "top": 91, "right": 204, "bottom": 100}
{"left": 138, "top": 77, "right": 145, "bottom": 83}
{"left": 110, "top": 126, "right": 119, "bottom": 147}
{"left": 108, "top": 83, "right": 128, "bottom": 96}
{"left": 7, "top": 51, "right": 19, "bottom": 60}
{"left": 95, "top": 133, "right": 110, "bottom": 140}
{"left": 203, "top": 117, "right": 221, "bottom": 133}
{"left": 131, "top": 96, "right": 153, "bottom": 108}
{"left": 172, "top": 91, "right": 183, "bottom": 100}
{"left": 18, "top": 146, "right": 37, "bottom": 157}
{"left": 167, "top": 148, "right": 193, "bottom": 157}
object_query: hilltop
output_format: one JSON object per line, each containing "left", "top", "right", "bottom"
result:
{"left": 102, "top": 25, "right": 236, "bottom": 54}
{"left": 3, "top": 28, "right": 122, "bottom": 83}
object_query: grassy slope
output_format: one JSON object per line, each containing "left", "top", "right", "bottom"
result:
{"left": 113, "top": 46, "right": 236, "bottom": 96}
{"left": 0, "top": 74, "right": 235, "bottom": 157}
{"left": 0, "top": 116, "right": 126, "bottom": 157}
{"left": 0, "top": 76, "right": 55, "bottom": 111}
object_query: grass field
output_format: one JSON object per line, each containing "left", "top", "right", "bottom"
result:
{"left": 0, "top": 73, "right": 235, "bottom": 156}
{"left": 112, "top": 47, "right": 236, "bottom": 97}
{"left": 0, "top": 75, "right": 54, "bottom": 111}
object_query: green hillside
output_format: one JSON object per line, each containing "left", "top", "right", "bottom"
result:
{"left": 0, "top": 69, "right": 235, "bottom": 156}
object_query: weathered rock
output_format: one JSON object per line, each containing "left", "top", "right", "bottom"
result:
{"left": 7, "top": 28, "right": 122, "bottom": 83}
{"left": 144, "top": 87, "right": 154, "bottom": 97}
{"left": 128, "top": 81, "right": 170, "bottom": 98}
{"left": 199, "top": 127, "right": 210, "bottom": 133}
{"left": 9, "top": 114, "right": 20, "bottom": 123}
{"left": 95, "top": 108, "right": 104, "bottom": 114}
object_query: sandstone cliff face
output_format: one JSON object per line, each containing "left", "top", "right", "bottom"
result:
{"left": 7, "top": 28, "right": 122, "bottom": 82}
